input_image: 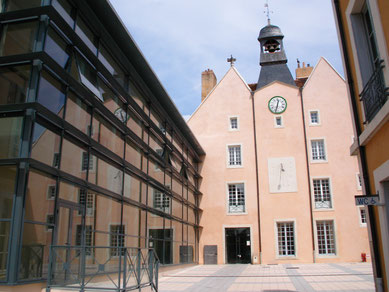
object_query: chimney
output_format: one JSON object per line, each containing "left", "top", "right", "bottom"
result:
{"left": 295, "top": 61, "right": 313, "bottom": 79}
{"left": 201, "top": 69, "right": 217, "bottom": 102}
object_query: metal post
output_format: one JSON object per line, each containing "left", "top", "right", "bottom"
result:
{"left": 122, "top": 247, "right": 127, "bottom": 291}
{"left": 137, "top": 249, "right": 141, "bottom": 291}
{"left": 148, "top": 250, "right": 153, "bottom": 288}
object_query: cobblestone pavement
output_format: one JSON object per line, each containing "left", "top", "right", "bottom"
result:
{"left": 157, "top": 263, "right": 375, "bottom": 292}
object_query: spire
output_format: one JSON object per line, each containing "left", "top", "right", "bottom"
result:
{"left": 264, "top": 0, "right": 272, "bottom": 25}
{"left": 256, "top": 22, "right": 295, "bottom": 89}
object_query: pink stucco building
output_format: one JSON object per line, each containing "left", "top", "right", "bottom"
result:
{"left": 188, "top": 23, "right": 369, "bottom": 265}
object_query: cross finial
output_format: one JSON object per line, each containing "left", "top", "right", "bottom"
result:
{"left": 227, "top": 55, "right": 236, "bottom": 67}
{"left": 264, "top": 0, "right": 272, "bottom": 25}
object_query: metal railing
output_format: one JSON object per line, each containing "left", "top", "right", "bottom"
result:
{"left": 46, "top": 246, "right": 159, "bottom": 292}
{"left": 360, "top": 60, "right": 389, "bottom": 122}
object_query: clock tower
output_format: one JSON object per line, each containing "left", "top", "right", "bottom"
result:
{"left": 257, "top": 24, "right": 295, "bottom": 89}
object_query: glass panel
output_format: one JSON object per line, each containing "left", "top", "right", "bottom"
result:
{"left": 25, "top": 169, "right": 55, "bottom": 222}
{"left": 188, "top": 189, "right": 195, "bottom": 205}
{"left": 0, "top": 221, "right": 10, "bottom": 281}
{"left": 147, "top": 213, "right": 164, "bottom": 239}
{"left": 0, "top": 117, "right": 22, "bottom": 159}
{"left": 58, "top": 181, "right": 80, "bottom": 203}
{"left": 98, "top": 78, "right": 125, "bottom": 118}
{"left": 64, "top": 91, "right": 91, "bottom": 135}
{"left": 98, "top": 45, "right": 126, "bottom": 87}
{"left": 92, "top": 114, "right": 124, "bottom": 157}
{"left": 139, "top": 210, "right": 146, "bottom": 239}
{"left": 94, "top": 194, "right": 121, "bottom": 234}
{"left": 125, "top": 139, "right": 142, "bottom": 169}
{"left": 19, "top": 223, "right": 51, "bottom": 280}
{"left": 188, "top": 226, "right": 195, "bottom": 243}
{"left": 31, "top": 123, "right": 61, "bottom": 167}
{"left": 172, "top": 220, "right": 182, "bottom": 242}
{"left": 44, "top": 26, "right": 69, "bottom": 68}
{"left": 0, "top": 166, "right": 16, "bottom": 219}
{"left": 90, "top": 156, "right": 122, "bottom": 195}
{"left": 61, "top": 139, "right": 88, "bottom": 180}
{"left": 3, "top": 0, "right": 41, "bottom": 11}
{"left": 188, "top": 207, "right": 195, "bottom": 224}
{"left": 128, "top": 82, "right": 145, "bottom": 109}
{"left": 172, "top": 177, "right": 182, "bottom": 196}
{"left": 37, "top": 70, "right": 66, "bottom": 116}
{"left": 149, "top": 134, "right": 163, "bottom": 154}
{"left": 148, "top": 160, "right": 164, "bottom": 184}
{"left": 0, "top": 65, "right": 30, "bottom": 105}
{"left": 52, "top": 0, "right": 74, "bottom": 28}
{"left": 126, "top": 112, "right": 143, "bottom": 139}
{"left": 172, "top": 199, "right": 182, "bottom": 219}
{"left": 75, "top": 53, "right": 101, "bottom": 100}
{"left": 0, "top": 21, "right": 38, "bottom": 56}
{"left": 75, "top": 17, "right": 97, "bottom": 54}
{"left": 123, "top": 203, "right": 139, "bottom": 237}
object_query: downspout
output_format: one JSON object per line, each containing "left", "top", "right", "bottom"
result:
{"left": 299, "top": 86, "right": 316, "bottom": 262}
{"left": 333, "top": 0, "right": 383, "bottom": 288}
{"left": 251, "top": 90, "right": 262, "bottom": 263}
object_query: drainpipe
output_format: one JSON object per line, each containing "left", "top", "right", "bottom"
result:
{"left": 250, "top": 91, "right": 262, "bottom": 263}
{"left": 333, "top": 1, "right": 383, "bottom": 290}
{"left": 299, "top": 86, "right": 316, "bottom": 262}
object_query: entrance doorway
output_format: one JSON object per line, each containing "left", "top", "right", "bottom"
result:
{"left": 225, "top": 228, "right": 251, "bottom": 264}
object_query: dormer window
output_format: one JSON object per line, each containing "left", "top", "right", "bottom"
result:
{"left": 264, "top": 39, "right": 280, "bottom": 53}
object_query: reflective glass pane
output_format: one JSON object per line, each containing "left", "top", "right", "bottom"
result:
{"left": 31, "top": 123, "right": 61, "bottom": 167}
{"left": 3, "top": 0, "right": 41, "bottom": 12}
{"left": 98, "top": 45, "right": 126, "bottom": 87}
{"left": 19, "top": 223, "right": 52, "bottom": 280}
{"left": 0, "top": 65, "right": 30, "bottom": 105}
{"left": 98, "top": 78, "right": 125, "bottom": 118}
{"left": 93, "top": 194, "right": 121, "bottom": 234}
{"left": 44, "top": 27, "right": 69, "bottom": 67}
{"left": 61, "top": 139, "right": 88, "bottom": 179}
{"left": 128, "top": 82, "right": 145, "bottom": 109}
{"left": 172, "top": 199, "right": 182, "bottom": 219}
{"left": 124, "top": 173, "right": 145, "bottom": 202}
{"left": 75, "top": 18, "right": 97, "bottom": 54}
{"left": 123, "top": 203, "right": 139, "bottom": 237}
{"left": 0, "top": 21, "right": 38, "bottom": 56}
{"left": 76, "top": 53, "right": 101, "bottom": 100}
{"left": 147, "top": 213, "right": 164, "bottom": 239}
{"left": 92, "top": 114, "right": 124, "bottom": 157}
{"left": 64, "top": 92, "right": 91, "bottom": 135}
{"left": 0, "top": 165, "right": 16, "bottom": 219}
{"left": 126, "top": 112, "right": 143, "bottom": 139}
{"left": 90, "top": 156, "right": 122, "bottom": 195}
{"left": 37, "top": 70, "right": 66, "bottom": 116}
{"left": 0, "top": 221, "right": 10, "bottom": 281}
{"left": 172, "top": 220, "right": 182, "bottom": 242}
{"left": 0, "top": 116, "right": 22, "bottom": 159}
{"left": 58, "top": 181, "right": 80, "bottom": 203}
{"left": 52, "top": 0, "right": 74, "bottom": 28}
{"left": 125, "top": 139, "right": 142, "bottom": 169}
{"left": 25, "top": 169, "right": 55, "bottom": 222}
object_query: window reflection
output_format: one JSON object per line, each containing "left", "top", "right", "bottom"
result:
{"left": 64, "top": 92, "right": 91, "bottom": 135}
{"left": 0, "top": 165, "right": 16, "bottom": 219}
{"left": 31, "top": 123, "right": 61, "bottom": 167}
{"left": 44, "top": 27, "right": 69, "bottom": 68}
{"left": 0, "top": 21, "right": 38, "bottom": 56}
{"left": 125, "top": 139, "right": 142, "bottom": 169}
{"left": 75, "top": 53, "right": 101, "bottom": 99}
{"left": 124, "top": 173, "right": 145, "bottom": 202}
{"left": 75, "top": 17, "right": 97, "bottom": 54}
{"left": 0, "top": 116, "right": 23, "bottom": 159}
{"left": 52, "top": 0, "right": 75, "bottom": 28}
{"left": 2, "top": 0, "right": 41, "bottom": 12}
{"left": 37, "top": 71, "right": 66, "bottom": 116}
{"left": 89, "top": 155, "right": 123, "bottom": 195}
{"left": 98, "top": 45, "right": 126, "bottom": 87}
{"left": 61, "top": 139, "right": 88, "bottom": 180}
{"left": 92, "top": 114, "right": 124, "bottom": 157}
{"left": 0, "top": 65, "right": 31, "bottom": 105}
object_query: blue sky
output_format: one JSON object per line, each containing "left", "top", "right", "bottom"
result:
{"left": 109, "top": 0, "right": 343, "bottom": 119}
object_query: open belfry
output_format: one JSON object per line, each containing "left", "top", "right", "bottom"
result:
{"left": 188, "top": 19, "right": 369, "bottom": 264}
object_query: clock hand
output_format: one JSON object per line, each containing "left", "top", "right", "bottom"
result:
{"left": 275, "top": 99, "right": 279, "bottom": 112}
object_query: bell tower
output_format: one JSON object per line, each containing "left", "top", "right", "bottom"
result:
{"left": 257, "top": 24, "right": 295, "bottom": 89}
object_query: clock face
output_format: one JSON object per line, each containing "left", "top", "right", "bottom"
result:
{"left": 114, "top": 108, "right": 127, "bottom": 123}
{"left": 268, "top": 96, "right": 287, "bottom": 114}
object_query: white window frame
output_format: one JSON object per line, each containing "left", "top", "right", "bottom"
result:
{"left": 274, "top": 115, "right": 284, "bottom": 128}
{"left": 226, "top": 143, "right": 243, "bottom": 168}
{"left": 310, "top": 138, "right": 327, "bottom": 163}
{"left": 228, "top": 116, "right": 239, "bottom": 131}
{"left": 274, "top": 219, "right": 297, "bottom": 258}
{"left": 311, "top": 177, "right": 334, "bottom": 210}
{"left": 309, "top": 110, "right": 320, "bottom": 126}
{"left": 226, "top": 181, "right": 247, "bottom": 215}
{"left": 315, "top": 219, "right": 337, "bottom": 257}
{"left": 358, "top": 206, "right": 367, "bottom": 226}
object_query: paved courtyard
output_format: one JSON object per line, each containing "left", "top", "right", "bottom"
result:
{"left": 157, "top": 263, "right": 375, "bottom": 292}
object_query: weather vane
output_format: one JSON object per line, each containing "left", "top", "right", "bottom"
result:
{"left": 227, "top": 55, "right": 236, "bottom": 67}
{"left": 264, "top": 0, "right": 273, "bottom": 25}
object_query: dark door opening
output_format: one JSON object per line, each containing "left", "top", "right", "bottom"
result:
{"left": 225, "top": 228, "right": 251, "bottom": 264}
{"left": 148, "top": 229, "right": 172, "bottom": 264}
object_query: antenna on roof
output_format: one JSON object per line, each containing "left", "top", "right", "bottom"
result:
{"left": 264, "top": 0, "right": 273, "bottom": 25}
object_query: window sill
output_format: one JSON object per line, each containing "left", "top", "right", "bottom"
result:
{"left": 310, "top": 160, "right": 328, "bottom": 164}
{"left": 227, "top": 212, "right": 248, "bottom": 216}
{"left": 313, "top": 208, "right": 334, "bottom": 212}
{"left": 309, "top": 123, "right": 321, "bottom": 127}
{"left": 227, "top": 165, "right": 243, "bottom": 169}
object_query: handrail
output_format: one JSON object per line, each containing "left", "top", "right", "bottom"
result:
{"left": 46, "top": 246, "right": 159, "bottom": 292}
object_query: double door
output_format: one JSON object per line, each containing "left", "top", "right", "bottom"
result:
{"left": 225, "top": 228, "right": 251, "bottom": 264}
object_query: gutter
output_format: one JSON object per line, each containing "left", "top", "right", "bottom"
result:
{"left": 333, "top": 0, "right": 383, "bottom": 288}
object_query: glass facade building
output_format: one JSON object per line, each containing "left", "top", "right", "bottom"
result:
{"left": 0, "top": 0, "right": 204, "bottom": 286}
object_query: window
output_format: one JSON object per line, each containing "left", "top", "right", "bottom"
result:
{"left": 81, "top": 152, "right": 94, "bottom": 171}
{"left": 44, "top": 26, "right": 70, "bottom": 68}
{"left": 153, "top": 190, "right": 171, "bottom": 213}
{"left": 37, "top": 70, "right": 66, "bottom": 116}
{"left": 357, "top": 173, "right": 362, "bottom": 190}
{"left": 47, "top": 185, "right": 56, "bottom": 200}
{"left": 275, "top": 116, "right": 283, "bottom": 127}
{"left": 110, "top": 225, "right": 125, "bottom": 256}
{"left": 229, "top": 117, "right": 238, "bottom": 130}
{"left": 317, "top": 221, "right": 336, "bottom": 255}
{"left": 0, "top": 116, "right": 23, "bottom": 159}
{"left": 228, "top": 183, "right": 245, "bottom": 213}
{"left": 78, "top": 190, "right": 94, "bottom": 216}
{"left": 310, "top": 111, "right": 319, "bottom": 125}
{"left": 311, "top": 139, "right": 326, "bottom": 161}
{"left": 277, "top": 222, "right": 295, "bottom": 256}
{"left": 360, "top": 207, "right": 367, "bottom": 225}
{"left": 52, "top": 153, "right": 60, "bottom": 168}
{"left": 228, "top": 145, "right": 242, "bottom": 166}
{"left": 0, "top": 21, "right": 39, "bottom": 56}
{"left": 313, "top": 179, "right": 332, "bottom": 209}
{"left": 76, "top": 225, "right": 93, "bottom": 256}
{"left": 46, "top": 214, "right": 54, "bottom": 231}
{"left": 0, "top": 65, "right": 31, "bottom": 105}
